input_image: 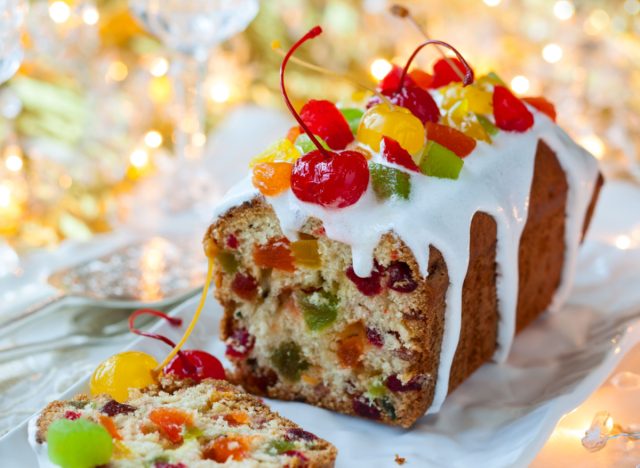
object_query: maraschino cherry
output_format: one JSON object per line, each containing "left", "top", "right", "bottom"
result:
{"left": 284, "top": 27, "right": 369, "bottom": 209}
{"left": 128, "top": 309, "right": 225, "bottom": 382}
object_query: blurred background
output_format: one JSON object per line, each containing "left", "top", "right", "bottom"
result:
{"left": 0, "top": 0, "right": 638, "bottom": 254}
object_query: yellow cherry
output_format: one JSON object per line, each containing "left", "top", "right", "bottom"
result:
{"left": 90, "top": 351, "right": 158, "bottom": 402}
{"left": 356, "top": 104, "right": 425, "bottom": 157}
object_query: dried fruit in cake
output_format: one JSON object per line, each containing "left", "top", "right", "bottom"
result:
{"left": 381, "top": 136, "right": 420, "bottom": 171}
{"left": 47, "top": 419, "right": 113, "bottom": 468}
{"left": 251, "top": 162, "right": 293, "bottom": 197}
{"left": 493, "top": 85, "right": 534, "bottom": 132}
{"left": 357, "top": 104, "right": 425, "bottom": 157}
{"left": 225, "top": 328, "right": 256, "bottom": 358}
{"left": 149, "top": 407, "right": 194, "bottom": 444}
{"left": 337, "top": 321, "right": 367, "bottom": 368}
{"left": 300, "top": 99, "right": 354, "bottom": 150}
{"left": 386, "top": 261, "right": 418, "bottom": 293}
{"left": 231, "top": 272, "right": 258, "bottom": 300}
{"left": 203, "top": 435, "right": 252, "bottom": 462}
{"left": 419, "top": 141, "right": 464, "bottom": 180}
{"left": 369, "top": 162, "right": 412, "bottom": 200}
{"left": 253, "top": 237, "right": 295, "bottom": 271}
{"left": 215, "top": 250, "right": 238, "bottom": 274}
{"left": 90, "top": 351, "right": 158, "bottom": 402}
{"left": 270, "top": 341, "right": 309, "bottom": 381}
{"left": 522, "top": 96, "right": 557, "bottom": 121}
{"left": 290, "top": 238, "right": 321, "bottom": 269}
{"left": 425, "top": 122, "right": 477, "bottom": 158}
{"left": 346, "top": 263, "right": 383, "bottom": 296}
{"left": 296, "top": 290, "right": 339, "bottom": 331}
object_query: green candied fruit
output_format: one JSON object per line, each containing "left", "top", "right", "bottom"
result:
{"left": 270, "top": 341, "right": 309, "bottom": 381}
{"left": 419, "top": 142, "right": 464, "bottom": 180}
{"left": 367, "top": 379, "right": 387, "bottom": 398}
{"left": 369, "top": 162, "right": 411, "bottom": 201}
{"left": 339, "top": 108, "right": 365, "bottom": 134}
{"left": 476, "top": 114, "right": 499, "bottom": 137}
{"left": 379, "top": 397, "right": 397, "bottom": 420}
{"left": 485, "top": 71, "right": 506, "bottom": 86}
{"left": 294, "top": 133, "right": 330, "bottom": 154}
{"left": 267, "top": 439, "right": 296, "bottom": 455}
{"left": 297, "top": 290, "right": 339, "bottom": 331}
{"left": 216, "top": 250, "right": 238, "bottom": 274}
{"left": 47, "top": 418, "right": 113, "bottom": 468}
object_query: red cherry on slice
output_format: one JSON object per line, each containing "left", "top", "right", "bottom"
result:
{"left": 164, "top": 349, "right": 225, "bottom": 382}
{"left": 291, "top": 149, "right": 369, "bottom": 208}
{"left": 300, "top": 99, "right": 354, "bottom": 151}
{"left": 493, "top": 86, "right": 534, "bottom": 132}
{"left": 430, "top": 57, "right": 474, "bottom": 88}
{"left": 381, "top": 136, "right": 420, "bottom": 172}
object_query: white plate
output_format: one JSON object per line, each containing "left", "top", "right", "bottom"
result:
{"left": 2, "top": 182, "right": 640, "bottom": 468}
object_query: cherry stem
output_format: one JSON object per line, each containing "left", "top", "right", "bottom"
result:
{"left": 390, "top": 5, "right": 466, "bottom": 83}
{"left": 129, "top": 309, "right": 197, "bottom": 374}
{"left": 397, "top": 39, "right": 473, "bottom": 93}
{"left": 280, "top": 26, "right": 332, "bottom": 158}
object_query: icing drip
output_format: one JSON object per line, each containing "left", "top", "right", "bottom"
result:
{"left": 211, "top": 109, "right": 600, "bottom": 414}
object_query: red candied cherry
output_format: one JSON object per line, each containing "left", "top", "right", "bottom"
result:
{"left": 430, "top": 57, "right": 474, "bottom": 88}
{"left": 226, "top": 328, "right": 256, "bottom": 358}
{"left": 285, "top": 428, "right": 318, "bottom": 442}
{"left": 281, "top": 27, "right": 369, "bottom": 209}
{"left": 385, "top": 374, "right": 424, "bottom": 392}
{"left": 386, "top": 261, "right": 418, "bottom": 293}
{"left": 101, "top": 400, "right": 136, "bottom": 417}
{"left": 352, "top": 396, "right": 381, "bottom": 420}
{"left": 366, "top": 327, "right": 384, "bottom": 348}
{"left": 381, "top": 136, "right": 420, "bottom": 172}
{"left": 226, "top": 234, "right": 239, "bottom": 249}
{"left": 164, "top": 349, "right": 226, "bottom": 381}
{"left": 300, "top": 99, "right": 354, "bottom": 150}
{"left": 284, "top": 450, "right": 309, "bottom": 462}
{"left": 155, "top": 463, "right": 187, "bottom": 468}
{"left": 64, "top": 410, "right": 81, "bottom": 420}
{"left": 345, "top": 263, "right": 383, "bottom": 296}
{"left": 493, "top": 86, "right": 534, "bottom": 132}
{"left": 231, "top": 273, "right": 258, "bottom": 301}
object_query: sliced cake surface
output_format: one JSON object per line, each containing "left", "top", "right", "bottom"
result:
{"left": 30, "top": 378, "right": 336, "bottom": 467}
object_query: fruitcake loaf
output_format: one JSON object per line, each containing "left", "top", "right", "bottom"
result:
{"left": 29, "top": 378, "right": 336, "bottom": 467}
{"left": 205, "top": 27, "right": 603, "bottom": 428}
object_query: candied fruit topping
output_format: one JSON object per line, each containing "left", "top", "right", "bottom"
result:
{"left": 300, "top": 99, "right": 354, "bottom": 150}
{"left": 148, "top": 407, "right": 194, "bottom": 444}
{"left": 430, "top": 57, "right": 473, "bottom": 88}
{"left": 226, "top": 328, "right": 255, "bottom": 358}
{"left": 369, "top": 163, "right": 412, "bottom": 201}
{"left": 249, "top": 139, "right": 301, "bottom": 167}
{"left": 419, "top": 141, "right": 464, "bottom": 180}
{"left": 408, "top": 69, "right": 434, "bottom": 89}
{"left": 352, "top": 396, "right": 381, "bottom": 420}
{"left": 425, "top": 122, "right": 477, "bottom": 158}
{"left": 64, "top": 410, "right": 81, "bottom": 420}
{"left": 296, "top": 290, "right": 339, "bottom": 331}
{"left": 47, "top": 419, "right": 113, "bottom": 468}
{"left": 493, "top": 85, "right": 534, "bottom": 132}
{"left": 216, "top": 250, "right": 238, "bottom": 274}
{"left": 346, "top": 264, "right": 383, "bottom": 297}
{"left": 522, "top": 96, "right": 557, "bottom": 121}
{"left": 339, "top": 107, "right": 365, "bottom": 134}
{"left": 286, "top": 126, "right": 302, "bottom": 142}
{"left": 356, "top": 104, "right": 425, "bottom": 157}
{"left": 337, "top": 322, "right": 367, "bottom": 368}
{"left": 101, "top": 400, "right": 135, "bottom": 417}
{"left": 90, "top": 351, "right": 158, "bottom": 403}
{"left": 252, "top": 162, "right": 293, "bottom": 197}
{"left": 476, "top": 114, "right": 499, "bottom": 136}
{"left": 294, "top": 132, "right": 330, "bottom": 154}
{"left": 291, "top": 149, "right": 369, "bottom": 208}
{"left": 253, "top": 237, "right": 295, "bottom": 272}
{"left": 231, "top": 273, "right": 258, "bottom": 301}
{"left": 385, "top": 374, "right": 425, "bottom": 392}
{"left": 204, "top": 435, "right": 251, "bottom": 462}
{"left": 270, "top": 341, "right": 309, "bottom": 381}
{"left": 386, "top": 261, "right": 418, "bottom": 292}
{"left": 381, "top": 136, "right": 420, "bottom": 171}
{"left": 164, "top": 349, "right": 225, "bottom": 382}
{"left": 291, "top": 239, "right": 321, "bottom": 269}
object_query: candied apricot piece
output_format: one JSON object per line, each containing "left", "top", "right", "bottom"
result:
{"left": 252, "top": 162, "right": 293, "bottom": 197}
{"left": 253, "top": 237, "right": 295, "bottom": 272}
{"left": 425, "top": 122, "right": 477, "bottom": 158}
{"left": 290, "top": 239, "right": 321, "bottom": 269}
{"left": 337, "top": 322, "right": 367, "bottom": 368}
{"left": 203, "top": 435, "right": 251, "bottom": 462}
{"left": 223, "top": 411, "right": 250, "bottom": 426}
{"left": 148, "top": 407, "right": 194, "bottom": 444}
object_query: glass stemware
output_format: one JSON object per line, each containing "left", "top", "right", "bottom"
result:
{"left": 0, "top": 0, "right": 27, "bottom": 85}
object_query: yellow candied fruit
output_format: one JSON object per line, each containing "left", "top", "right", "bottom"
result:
{"left": 249, "top": 139, "right": 301, "bottom": 168}
{"left": 90, "top": 351, "right": 158, "bottom": 403}
{"left": 112, "top": 441, "right": 133, "bottom": 460}
{"left": 291, "top": 239, "right": 321, "bottom": 269}
{"left": 464, "top": 86, "right": 493, "bottom": 115}
{"left": 461, "top": 117, "right": 492, "bottom": 143}
{"left": 356, "top": 104, "right": 425, "bottom": 157}
{"left": 209, "top": 391, "right": 235, "bottom": 403}
{"left": 301, "top": 373, "right": 321, "bottom": 386}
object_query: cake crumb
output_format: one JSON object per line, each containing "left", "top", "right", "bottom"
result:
{"left": 395, "top": 454, "right": 406, "bottom": 465}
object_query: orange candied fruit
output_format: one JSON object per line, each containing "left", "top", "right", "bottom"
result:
{"left": 252, "top": 162, "right": 293, "bottom": 197}
{"left": 522, "top": 96, "right": 557, "bottom": 122}
{"left": 99, "top": 415, "right": 122, "bottom": 440}
{"left": 337, "top": 321, "right": 367, "bottom": 368}
{"left": 148, "top": 407, "right": 194, "bottom": 444}
{"left": 223, "top": 411, "right": 251, "bottom": 426}
{"left": 286, "top": 126, "right": 302, "bottom": 142}
{"left": 425, "top": 122, "right": 477, "bottom": 158}
{"left": 253, "top": 237, "right": 295, "bottom": 272}
{"left": 291, "top": 239, "right": 321, "bottom": 269}
{"left": 203, "top": 435, "right": 252, "bottom": 462}
{"left": 408, "top": 69, "right": 434, "bottom": 89}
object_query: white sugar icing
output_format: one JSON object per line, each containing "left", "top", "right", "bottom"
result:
{"left": 28, "top": 413, "right": 57, "bottom": 468}
{"left": 212, "top": 109, "right": 600, "bottom": 414}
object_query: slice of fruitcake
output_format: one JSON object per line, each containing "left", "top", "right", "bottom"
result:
{"left": 205, "top": 26, "right": 602, "bottom": 428}
{"left": 30, "top": 378, "right": 336, "bottom": 467}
